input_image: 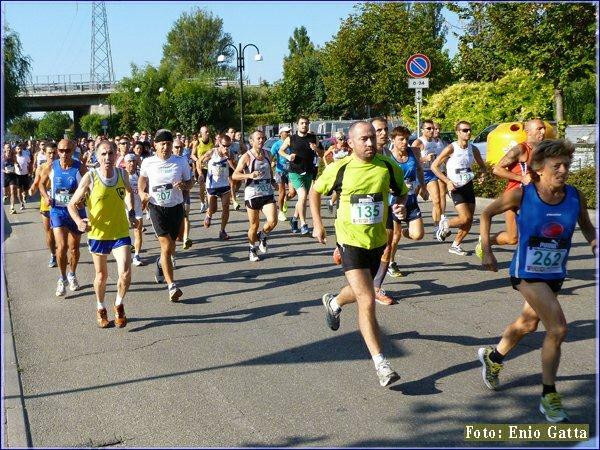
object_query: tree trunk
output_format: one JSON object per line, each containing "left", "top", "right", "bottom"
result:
{"left": 554, "top": 87, "right": 564, "bottom": 123}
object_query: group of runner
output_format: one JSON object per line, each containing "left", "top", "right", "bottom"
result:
{"left": 4, "top": 116, "right": 596, "bottom": 424}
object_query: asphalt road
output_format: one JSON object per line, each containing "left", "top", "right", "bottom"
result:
{"left": 2, "top": 190, "right": 597, "bottom": 447}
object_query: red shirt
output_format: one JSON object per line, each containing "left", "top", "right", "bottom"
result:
{"left": 505, "top": 142, "right": 533, "bottom": 191}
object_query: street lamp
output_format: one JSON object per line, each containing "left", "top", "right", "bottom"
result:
{"left": 217, "top": 43, "right": 262, "bottom": 141}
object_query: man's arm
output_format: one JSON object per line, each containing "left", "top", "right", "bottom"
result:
{"left": 38, "top": 164, "right": 52, "bottom": 204}
{"left": 309, "top": 187, "right": 326, "bottom": 244}
{"left": 431, "top": 145, "right": 454, "bottom": 188}
{"left": 138, "top": 174, "right": 150, "bottom": 210}
{"left": 232, "top": 153, "right": 252, "bottom": 181}
{"left": 278, "top": 137, "right": 294, "bottom": 161}
{"left": 492, "top": 144, "right": 528, "bottom": 184}
{"left": 67, "top": 172, "right": 92, "bottom": 232}
{"left": 121, "top": 170, "right": 138, "bottom": 226}
{"left": 576, "top": 190, "right": 597, "bottom": 256}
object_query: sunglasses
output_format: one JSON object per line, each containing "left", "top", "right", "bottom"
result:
{"left": 459, "top": 129, "right": 472, "bottom": 133}
{"left": 119, "top": 142, "right": 127, "bottom": 145}
{"left": 57, "top": 148, "right": 72, "bottom": 152}
{"left": 221, "top": 144, "right": 231, "bottom": 148}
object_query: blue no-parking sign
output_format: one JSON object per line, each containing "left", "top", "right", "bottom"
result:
{"left": 406, "top": 53, "right": 431, "bottom": 78}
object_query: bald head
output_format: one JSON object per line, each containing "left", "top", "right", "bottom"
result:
{"left": 58, "top": 138, "right": 73, "bottom": 150}
{"left": 525, "top": 119, "right": 546, "bottom": 143}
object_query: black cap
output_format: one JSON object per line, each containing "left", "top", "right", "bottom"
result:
{"left": 154, "top": 129, "right": 173, "bottom": 143}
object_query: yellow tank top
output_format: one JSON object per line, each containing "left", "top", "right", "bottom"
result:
{"left": 39, "top": 162, "right": 52, "bottom": 212}
{"left": 195, "top": 139, "right": 214, "bottom": 169}
{"left": 87, "top": 168, "right": 130, "bottom": 240}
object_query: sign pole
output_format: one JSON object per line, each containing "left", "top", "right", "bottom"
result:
{"left": 416, "top": 89, "right": 421, "bottom": 136}
{"left": 406, "top": 53, "right": 431, "bottom": 137}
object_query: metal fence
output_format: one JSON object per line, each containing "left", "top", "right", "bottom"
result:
{"left": 20, "top": 74, "right": 115, "bottom": 95}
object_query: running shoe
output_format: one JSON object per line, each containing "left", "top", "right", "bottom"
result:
{"left": 277, "top": 211, "right": 287, "bottom": 222}
{"left": 204, "top": 215, "right": 211, "bottom": 228}
{"left": 387, "top": 262, "right": 404, "bottom": 278}
{"left": 435, "top": 216, "right": 450, "bottom": 242}
{"left": 219, "top": 230, "right": 230, "bottom": 241}
{"left": 19, "top": 202, "right": 25, "bottom": 211}
{"left": 183, "top": 238, "right": 193, "bottom": 249}
{"left": 168, "top": 283, "right": 183, "bottom": 302}
{"left": 376, "top": 360, "right": 400, "bottom": 387}
{"left": 290, "top": 217, "right": 300, "bottom": 234}
{"left": 258, "top": 231, "right": 268, "bottom": 254}
{"left": 67, "top": 273, "right": 80, "bottom": 291}
{"left": 300, "top": 224, "right": 310, "bottom": 235}
{"left": 48, "top": 255, "right": 57, "bottom": 268}
{"left": 114, "top": 304, "right": 127, "bottom": 328}
{"left": 327, "top": 199, "right": 334, "bottom": 213}
{"left": 199, "top": 202, "right": 207, "bottom": 213}
{"left": 96, "top": 308, "right": 109, "bottom": 328}
{"left": 375, "top": 288, "right": 395, "bottom": 305}
{"left": 55, "top": 278, "right": 67, "bottom": 297}
{"left": 282, "top": 200, "right": 288, "bottom": 213}
{"left": 232, "top": 201, "right": 241, "bottom": 211}
{"left": 475, "top": 236, "right": 483, "bottom": 260}
{"left": 249, "top": 246, "right": 260, "bottom": 262}
{"left": 322, "top": 293, "right": 340, "bottom": 331}
{"left": 10, "top": 208, "right": 16, "bottom": 215}
{"left": 539, "top": 392, "right": 569, "bottom": 423}
{"left": 154, "top": 258, "right": 164, "bottom": 284}
{"left": 332, "top": 247, "right": 342, "bottom": 265}
{"left": 478, "top": 346, "right": 503, "bottom": 390}
{"left": 449, "top": 244, "right": 468, "bottom": 256}
{"left": 132, "top": 255, "right": 144, "bottom": 266}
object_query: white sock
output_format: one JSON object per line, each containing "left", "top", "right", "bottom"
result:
{"left": 96, "top": 300, "right": 106, "bottom": 310}
{"left": 115, "top": 295, "right": 123, "bottom": 306}
{"left": 372, "top": 353, "right": 385, "bottom": 366}
{"left": 330, "top": 296, "right": 341, "bottom": 313}
{"left": 452, "top": 240, "right": 460, "bottom": 247}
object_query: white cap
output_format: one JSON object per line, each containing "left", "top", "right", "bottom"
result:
{"left": 279, "top": 126, "right": 292, "bottom": 133}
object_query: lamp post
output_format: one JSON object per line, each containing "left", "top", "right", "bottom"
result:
{"left": 217, "top": 43, "right": 262, "bottom": 142}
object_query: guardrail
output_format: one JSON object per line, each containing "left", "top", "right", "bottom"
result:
{"left": 20, "top": 81, "right": 116, "bottom": 95}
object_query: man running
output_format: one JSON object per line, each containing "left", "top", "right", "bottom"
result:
{"left": 29, "top": 142, "right": 58, "bottom": 267}
{"left": 123, "top": 153, "right": 145, "bottom": 266}
{"left": 14, "top": 143, "right": 33, "bottom": 210}
{"left": 38, "top": 139, "right": 87, "bottom": 296}
{"left": 475, "top": 119, "right": 548, "bottom": 257}
{"left": 67, "top": 140, "right": 137, "bottom": 328}
{"left": 478, "top": 139, "right": 596, "bottom": 423}
{"left": 310, "top": 121, "right": 408, "bottom": 387}
{"left": 431, "top": 121, "right": 486, "bottom": 255}
{"left": 138, "top": 129, "right": 193, "bottom": 301}
{"left": 192, "top": 125, "right": 214, "bottom": 213}
{"left": 173, "top": 138, "right": 193, "bottom": 249}
{"left": 279, "top": 116, "right": 322, "bottom": 235}
{"left": 233, "top": 130, "right": 278, "bottom": 262}
{"left": 269, "top": 126, "right": 295, "bottom": 222}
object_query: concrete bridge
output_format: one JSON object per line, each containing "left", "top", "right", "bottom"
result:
{"left": 17, "top": 74, "right": 116, "bottom": 136}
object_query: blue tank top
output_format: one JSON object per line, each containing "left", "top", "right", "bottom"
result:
{"left": 510, "top": 183, "right": 580, "bottom": 280}
{"left": 390, "top": 148, "right": 417, "bottom": 200}
{"left": 51, "top": 159, "right": 83, "bottom": 209}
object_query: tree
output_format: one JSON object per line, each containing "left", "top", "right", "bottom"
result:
{"left": 36, "top": 112, "right": 73, "bottom": 140}
{"left": 452, "top": 2, "right": 596, "bottom": 122}
{"left": 161, "top": 8, "right": 234, "bottom": 78}
{"left": 288, "top": 26, "right": 314, "bottom": 57}
{"left": 3, "top": 25, "right": 32, "bottom": 125}
{"left": 320, "top": 2, "right": 454, "bottom": 117}
{"left": 80, "top": 113, "right": 106, "bottom": 136}
{"left": 8, "top": 115, "right": 39, "bottom": 140}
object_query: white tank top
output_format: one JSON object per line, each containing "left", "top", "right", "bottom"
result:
{"left": 446, "top": 142, "right": 475, "bottom": 187}
{"left": 205, "top": 150, "right": 230, "bottom": 190}
{"left": 417, "top": 137, "right": 438, "bottom": 170}
{"left": 244, "top": 149, "right": 273, "bottom": 201}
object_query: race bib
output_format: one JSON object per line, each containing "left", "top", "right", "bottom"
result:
{"left": 350, "top": 193, "right": 384, "bottom": 225}
{"left": 152, "top": 183, "right": 174, "bottom": 205}
{"left": 54, "top": 189, "right": 72, "bottom": 207}
{"left": 255, "top": 179, "right": 273, "bottom": 195}
{"left": 524, "top": 237, "right": 568, "bottom": 274}
{"left": 452, "top": 168, "right": 474, "bottom": 187}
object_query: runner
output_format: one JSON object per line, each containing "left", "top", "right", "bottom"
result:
{"left": 387, "top": 126, "right": 426, "bottom": 277}
{"left": 475, "top": 119, "right": 548, "bottom": 257}
{"left": 173, "top": 138, "right": 193, "bottom": 249}
{"left": 232, "top": 130, "right": 278, "bottom": 262}
{"left": 269, "top": 126, "right": 296, "bottom": 222}
{"left": 192, "top": 125, "right": 213, "bottom": 213}
{"left": 38, "top": 139, "right": 87, "bottom": 296}
{"left": 3, "top": 145, "right": 18, "bottom": 214}
{"left": 123, "top": 153, "right": 145, "bottom": 266}
{"left": 14, "top": 143, "right": 33, "bottom": 210}
{"left": 225, "top": 127, "right": 245, "bottom": 211}
{"left": 322, "top": 130, "right": 351, "bottom": 212}
{"left": 201, "top": 134, "right": 234, "bottom": 240}
{"left": 478, "top": 139, "right": 596, "bottom": 423}
{"left": 432, "top": 122, "right": 448, "bottom": 217}
{"left": 431, "top": 121, "right": 486, "bottom": 255}
{"left": 67, "top": 140, "right": 138, "bottom": 328}
{"left": 28, "top": 142, "right": 58, "bottom": 267}
{"left": 310, "top": 121, "right": 408, "bottom": 387}
{"left": 278, "top": 116, "right": 322, "bottom": 235}
{"left": 138, "top": 129, "right": 194, "bottom": 301}
{"left": 413, "top": 119, "right": 445, "bottom": 234}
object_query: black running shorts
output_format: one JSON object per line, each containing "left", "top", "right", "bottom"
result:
{"left": 245, "top": 195, "right": 275, "bottom": 211}
{"left": 450, "top": 180, "right": 476, "bottom": 205}
{"left": 337, "top": 243, "right": 386, "bottom": 278}
{"left": 510, "top": 277, "right": 564, "bottom": 294}
{"left": 148, "top": 202, "right": 184, "bottom": 241}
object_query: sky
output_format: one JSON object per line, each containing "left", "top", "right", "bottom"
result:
{"left": 3, "top": 1, "right": 462, "bottom": 85}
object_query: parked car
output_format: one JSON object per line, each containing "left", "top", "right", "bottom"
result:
{"left": 471, "top": 124, "right": 499, "bottom": 161}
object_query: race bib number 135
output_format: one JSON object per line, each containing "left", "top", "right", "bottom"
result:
{"left": 350, "top": 193, "right": 384, "bottom": 225}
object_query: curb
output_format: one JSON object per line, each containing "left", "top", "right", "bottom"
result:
{"left": 2, "top": 263, "right": 31, "bottom": 447}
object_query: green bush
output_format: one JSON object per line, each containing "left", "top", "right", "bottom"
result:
{"left": 568, "top": 166, "right": 596, "bottom": 209}
{"left": 473, "top": 163, "right": 596, "bottom": 210}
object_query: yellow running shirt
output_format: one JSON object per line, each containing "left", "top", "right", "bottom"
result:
{"left": 195, "top": 139, "right": 214, "bottom": 169}
{"left": 87, "top": 168, "right": 130, "bottom": 240}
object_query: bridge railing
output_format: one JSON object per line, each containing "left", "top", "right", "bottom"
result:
{"left": 19, "top": 74, "right": 116, "bottom": 95}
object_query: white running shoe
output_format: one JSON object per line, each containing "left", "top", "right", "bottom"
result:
{"left": 448, "top": 244, "right": 468, "bottom": 256}
{"left": 258, "top": 231, "right": 268, "bottom": 254}
{"left": 67, "top": 273, "right": 80, "bottom": 291}
{"left": 376, "top": 360, "right": 400, "bottom": 387}
{"left": 278, "top": 211, "right": 287, "bottom": 222}
{"left": 249, "top": 246, "right": 260, "bottom": 262}
{"left": 55, "top": 278, "right": 67, "bottom": 297}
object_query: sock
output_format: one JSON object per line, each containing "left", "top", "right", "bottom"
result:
{"left": 96, "top": 300, "right": 106, "bottom": 310}
{"left": 134, "top": 253, "right": 139, "bottom": 258}
{"left": 372, "top": 353, "right": 385, "bottom": 366}
{"left": 542, "top": 384, "right": 557, "bottom": 397}
{"left": 373, "top": 261, "right": 389, "bottom": 289}
{"left": 452, "top": 240, "right": 460, "bottom": 247}
{"left": 115, "top": 295, "right": 123, "bottom": 306}
{"left": 168, "top": 282, "right": 177, "bottom": 289}
{"left": 59, "top": 275, "right": 67, "bottom": 282}
{"left": 249, "top": 243, "right": 256, "bottom": 250}
{"left": 67, "top": 271, "right": 75, "bottom": 279}
{"left": 330, "top": 296, "right": 341, "bottom": 313}
{"left": 489, "top": 348, "right": 505, "bottom": 364}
